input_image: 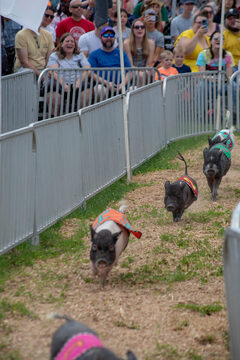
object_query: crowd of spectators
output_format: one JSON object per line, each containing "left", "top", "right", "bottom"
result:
{"left": 2, "top": 0, "right": 240, "bottom": 110}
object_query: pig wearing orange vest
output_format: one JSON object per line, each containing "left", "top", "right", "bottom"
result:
{"left": 90, "top": 204, "right": 141, "bottom": 284}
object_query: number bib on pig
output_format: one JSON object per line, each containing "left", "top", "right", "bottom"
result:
{"left": 92, "top": 209, "right": 142, "bottom": 239}
{"left": 177, "top": 176, "right": 198, "bottom": 199}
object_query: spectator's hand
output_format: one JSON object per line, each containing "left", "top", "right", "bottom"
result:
{"left": 234, "top": 19, "right": 240, "bottom": 30}
{"left": 196, "top": 26, "right": 208, "bottom": 38}
{"left": 64, "top": 84, "right": 69, "bottom": 92}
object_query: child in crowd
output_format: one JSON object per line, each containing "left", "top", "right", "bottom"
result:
{"left": 172, "top": 46, "right": 191, "bottom": 73}
{"left": 155, "top": 50, "right": 178, "bottom": 80}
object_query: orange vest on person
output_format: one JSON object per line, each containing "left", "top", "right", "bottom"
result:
{"left": 178, "top": 176, "right": 198, "bottom": 199}
{"left": 92, "top": 209, "right": 142, "bottom": 239}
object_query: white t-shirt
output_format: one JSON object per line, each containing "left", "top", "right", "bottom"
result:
{"left": 47, "top": 52, "right": 90, "bottom": 83}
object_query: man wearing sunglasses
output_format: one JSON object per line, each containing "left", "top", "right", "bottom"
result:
{"left": 88, "top": 26, "right": 131, "bottom": 91}
{"left": 56, "top": 0, "right": 95, "bottom": 45}
{"left": 41, "top": 5, "right": 56, "bottom": 43}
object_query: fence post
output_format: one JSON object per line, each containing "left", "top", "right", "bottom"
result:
{"left": 223, "top": 202, "right": 240, "bottom": 360}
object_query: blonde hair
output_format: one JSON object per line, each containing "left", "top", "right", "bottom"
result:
{"left": 129, "top": 19, "right": 150, "bottom": 59}
{"left": 161, "top": 50, "right": 173, "bottom": 59}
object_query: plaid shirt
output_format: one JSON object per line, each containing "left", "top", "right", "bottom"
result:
{"left": 3, "top": 19, "right": 22, "bottom": 48}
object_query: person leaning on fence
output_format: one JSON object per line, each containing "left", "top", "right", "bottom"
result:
{"left": 88, "top": 26, "right": 132, "bottom": 94}
{"left": 14, "top": 14, "right": 55, "bottom": 78}
{"left": 155, "top": 49, "right": 178, "bottom": 80}
{"left": 46, "top": 32, "right": 107, "bottom": 116}
{"left": 174, "top": 11, "right": 210, "bottom": 72}
{"left": 197, "top": 30, "right": 234, "bottom": 76}
{"left": 172, "top": 45, "right": 191, "bottom": 73}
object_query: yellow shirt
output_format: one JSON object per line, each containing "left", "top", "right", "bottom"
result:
{"left": 223, "top": 29, "right": 240, "bottom": 67}
{"left": 14, "top": 28, "right": 55, "bottom": 72}
{"left": 175, "top": 29, "right": 210, "bottom": 72}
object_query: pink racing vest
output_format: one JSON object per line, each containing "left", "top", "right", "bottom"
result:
{"left": 178, "top": 176, "right": 198, "bottom": 199}
{"left": 54, "top": 333, "right": 103, "bottom": 360}
{"left": 92, "top": 208, "right": 142, "bottom": 239}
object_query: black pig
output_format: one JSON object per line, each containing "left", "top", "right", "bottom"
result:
{"left": 164, "top": 152, "right": 198, "bottom": 222}
{"left": 50, "top": 314, "right": 137, "bottom": 360}
{"left": 203, "top": 144, "right": 231, "bottom": 201}
{"left": 90, "top": 204, "right": 142, "bottom": 284}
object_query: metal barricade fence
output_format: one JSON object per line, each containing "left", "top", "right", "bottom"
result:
{"left": 223, "top": 202, "right": 240, "bottom": 360}
{"left": 1, "top": 70, "right": 38, "bottom": 133}
{"left": 163, "top": 71, "right": 230, "bottom": 142}
{"left": 38, "top": 67, "right": 161, "bottom": 120}
{"left": 229, "top": 70, "right": 240, "bottom": 129}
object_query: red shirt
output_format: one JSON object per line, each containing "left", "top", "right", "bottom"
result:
{"left": 56, "top": 17, "right": 95, "bottom": 43}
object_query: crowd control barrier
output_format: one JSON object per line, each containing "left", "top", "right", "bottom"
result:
{"left": 223, "top": 203, "right": 240, "bottom": 360}
{"left": 1, "top": 70, "right": 235, "bottom": 256}
{"left": 1, "top": 70, "right": 38, "bottom": 133}
{"left": 38, "top": 67, "right": 161, "bottom": 120}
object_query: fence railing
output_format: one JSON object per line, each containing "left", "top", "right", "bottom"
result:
{"left": 1, "top": 70, "right": 38, "bottom": 132}
{"left": 38, "top": 67, "right": 161, "bottom": 120}
{"left": 1, "top": 70, "right": 237, "bottom": 256}
{"left": 223, "top": 203, "right": 240, "bottom": 360}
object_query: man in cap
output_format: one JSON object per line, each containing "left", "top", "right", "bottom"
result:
{"left": 224, "top": 8, "right": 240, "bottom": 71}
{"left": 170, "top": 0, "right": 195, "bottom": 43}
{"left": 56, "top": 0, "right": 95, "bottom": 45}
{"left": 78, "top": 22, "right": 117, "bottom": 58}
{"left": 88, "top": 26, "right": 131, "bottom": 89}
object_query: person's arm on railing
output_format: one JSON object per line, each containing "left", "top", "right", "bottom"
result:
{"left": 16, "top": 48, "right": 42, "bottom": 77}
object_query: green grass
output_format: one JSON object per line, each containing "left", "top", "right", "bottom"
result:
{"left": 134, "top": 135, "right": 208, "bottom": 175}
{"left": 176, "top": 301, "right": 223, "bottom": 316}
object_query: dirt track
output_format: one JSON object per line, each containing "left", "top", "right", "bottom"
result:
{"left": 2, "top": 138, "right": 240, "bottom": 359}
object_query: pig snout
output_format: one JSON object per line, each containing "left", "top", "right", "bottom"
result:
{"left": 166, "top": 202, "right": 177, "bottom": 212}
{"left": 204, "top": 164, "right": 218, "bottom": 177}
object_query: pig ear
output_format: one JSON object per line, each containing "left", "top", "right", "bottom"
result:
{"left": 90, "top": 225, "right": 95, "bottom": 240}
{"left": 203, "top": 148, "right": 208, "bottom": 160}
{"left": 126, "top": 350, "right": 138, "bottom": 360}
{"left": 165, "top": 180, "right": 170, "bottom": 190}
{"left": 112, "top": 231, "right": 122, "bottom": 243}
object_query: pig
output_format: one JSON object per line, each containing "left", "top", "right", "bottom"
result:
{"left": 90, "top": 204, "right": 142, "bottom": 284}
{"left": 208, "top": 128, "right": 235, "bottom": 151}
{"left": 50, "top": 314, "right": 137, "bottom": 360}
{"left": 203, "top": 144, "right": 231, "bottom": 201}
{"left": 164, "top": 152, "right": 198, "bottom": 222}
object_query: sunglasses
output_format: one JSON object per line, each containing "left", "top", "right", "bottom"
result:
{"left": 33, "top": 36, "right": 40, "bottom": 49}
{"left": 71, "top": 4, "right": 82, "bottom": 8}
{"left": 45, "top": 14, "right": 54, "bottom": 19}
{"left": 213, "top": 36, "right": 224, "bottom": 40}
{"left": 102, "top": 33, "right": 115, "bottom": 38}
{"left": 134, "top": 25, "right": 145, "bottom": 29}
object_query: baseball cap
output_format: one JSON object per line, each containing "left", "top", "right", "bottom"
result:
{"left": 181, "top": 0, "right": 195, "bottom": 5}
{"left": 225, "top": 8, "right": 239, "bottom": 18}
{"left": 100, "top": 26, "right": 115, "bottom": 36}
